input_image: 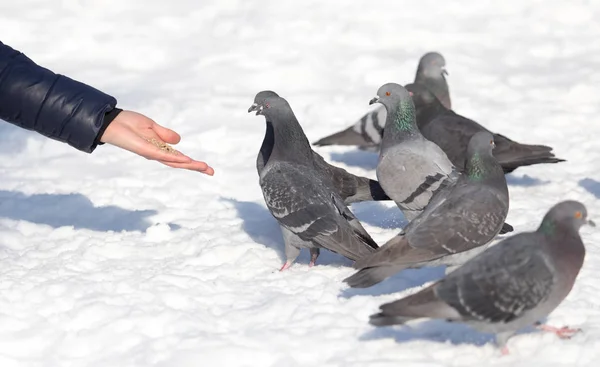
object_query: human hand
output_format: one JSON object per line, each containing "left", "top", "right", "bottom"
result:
{"left": 99, "top": 110, "right": 214, "bottom": 175}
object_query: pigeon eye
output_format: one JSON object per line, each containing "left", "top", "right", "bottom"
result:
{"left": 575, "top": 211, "right": 583, "bottom": 219}
{"left": 408, "top": 91, "right": 414, "bottom": 96}
{"left": 265, "top": 103, "right": 270, "bottom": 108}
{"left": 490, "top": 140, "right": 494, "bottom": 145}
{"left": 385, "top": 91, "right": 391, "bottom": 96}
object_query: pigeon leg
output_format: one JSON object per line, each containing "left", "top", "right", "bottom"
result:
{"left": 309, "top": 248, "right": 320, "bottom": 267}
{"left": 535, "top": 323, "right": 581, "bottom": 339}
{"left": 495, "top": 331, "right": 514, "bottom": 356}
{"left": 280, "top": 227, "right": 302, "bottom": 271}
{"left": 280, "top": 246, "right": 300, "bottom": 272}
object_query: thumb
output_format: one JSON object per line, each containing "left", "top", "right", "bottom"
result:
{"left": 152, "top": 122, "right": 182, "bottom": 145}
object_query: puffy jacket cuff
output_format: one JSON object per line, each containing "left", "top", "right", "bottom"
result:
{"left": 92, "top": 107, "right": 123, "bottom": 150}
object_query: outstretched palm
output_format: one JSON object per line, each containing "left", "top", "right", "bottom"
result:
{"left": 100, "top": 110, "right": 214, "bottom": 175}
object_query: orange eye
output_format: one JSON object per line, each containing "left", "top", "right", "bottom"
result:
{"left": 575, "top": 211, "right": 583, "bottom": 219}
{"left": 490, "top": 140, "right": 494, "bottom": 145}
{"left": 385, "top": 91, "right": 391, "bottom": 96}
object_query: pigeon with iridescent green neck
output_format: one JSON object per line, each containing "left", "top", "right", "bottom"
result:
{"left": 312, "top": 51, "right": 450, "bottom": 150}
{"left": 248, "top": 94, "right": 379, "bottom": 271}
{"left": 371, "top": 82, "right": 458, "bottom": 221}
{"left": 344, "top": 131, "right": 510, "bottom": 288}
{"left": 367, "top": 200, "right": 593, "bottom": 355}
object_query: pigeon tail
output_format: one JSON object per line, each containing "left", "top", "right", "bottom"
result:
{"left": 369, "top": 313, "right": 412, "bottom": 327}
{"left": 353, "top": 228, "right": 380, "bottom": 251}
{"left": 501, "top": 156, "right": 566, "bottom": 174}
{"left": 329, "top": 194, "right": 379, "bottom": 259}
{"left": 500, "top": 222, "right": 514, "bottom": 234}
{"left": 343, "top": 265, "right": 402, "bottom": 288}
{"left": 493, "top": 134, "right": 566, "bottom": 173}
{"left": 369, "top": 284, "right": 460, "bottom": 326}
{"left": 368, "top": 179, "right": 391, "bottom": 201}
{"left": 313, "top": 106, "right": 385, "bottom": 149}
{"left": 312, "top": 126, "right": 374, "bottom": 148}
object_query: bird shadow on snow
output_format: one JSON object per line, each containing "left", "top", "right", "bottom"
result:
{"left": 0, "top": 190, "right": 174, "bottom": 232}
{"left": 340, "top": 266, "right": 446, "bottom": 299}
{"left": 220, "top": 197, "right": 354, "bottom": 267}
{"left": 360, "top": 318, "right": 543, "bottom": 349}
{"left": 328, "top": 150, "right": 379, "bottom": 170}
{"left": 579, "top": 178, "right": 600, "bottom": 199}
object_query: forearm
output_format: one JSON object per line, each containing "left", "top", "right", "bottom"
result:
{"left": 0, "top": 40, "right": 120, "bottom": 153}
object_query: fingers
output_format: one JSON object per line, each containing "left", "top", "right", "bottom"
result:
{"left": 158, "top": 159, "right": 215, "bottom": 175}
{"left": 152, "top": 122, "right": 182, "bottom": 145}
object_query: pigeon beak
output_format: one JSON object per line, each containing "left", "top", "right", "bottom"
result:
{"left": 369, "top": 96, "right": 380, "bottom": 105}
{"left": 441, "top": 67, "right": 449, "bottom": 76}
{"left": 248, "top": 103, "right": 258, "bottom": 113}
{"left": 255, "top": 105, "right": 264, "bottom": 116}
{"left": 588, "top": 219, "right": 596, "bottom": 227}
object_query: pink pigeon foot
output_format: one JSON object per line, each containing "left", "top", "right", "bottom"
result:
{"left": 279, "top": 261, "right": 292, "bottom": 272}
{"left": 537, "top": 324, "right": 581, "bottom": 339}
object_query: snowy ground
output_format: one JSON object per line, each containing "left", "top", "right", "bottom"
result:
{"left": 2, "top": 0, "right": 600, "bottom": 366}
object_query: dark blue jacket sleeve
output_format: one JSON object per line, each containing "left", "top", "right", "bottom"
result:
{"left": 0, "top": 40, "right": 120, "bottom": 153}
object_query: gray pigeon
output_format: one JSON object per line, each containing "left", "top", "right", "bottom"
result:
{"left": 312, "top": 51, "right": 450, "bottom": 150}
{"left": 250, "top": 91, "right": 390, "bottom": 205}
{"left": 372, "top": 82, "right": 458, "bottom": 222}
{"left": 367, "top": 200, "right": 593, "bottom": 354}
{"left": 248, "top": 94, "right": 379, "bottom": 270}
{"left": 413, "top": 52, "right": 451, "bottom": 110}
{"left": 405, "top": 83, "right": 566, "bottom": 173}
{"left": 344, "top": 131, "right": 510, "bottom": 288}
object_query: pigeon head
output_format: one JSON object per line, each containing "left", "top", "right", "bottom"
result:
{"left": 405, "top": 83, "right": 439, "bottom": 109}
{"left": 465, "top": 131, "right": 501, "bottom": 181}
{"left": 251, "top": 95, "right": 294, "bottom": 121}
{"left": 248, "top": 90, "right": 280, "bottom": 114}
{"left": 468, "top": 131, "right": 495, "bottom": 156}
{"left": 370, "top": 82, "right": 412, "bottom": 107}
{"left": 416, "top": 51, "right": 447, "bottom": 79}
{"left": 370, "top": 83, "right": 417, "bottom": 132}
{"left": 539, "top": 200, "right": 595, "bottom": 235}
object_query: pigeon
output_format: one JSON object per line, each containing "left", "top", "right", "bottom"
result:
{"left": 312, "top": 51, "right": 450, "bottom": 150}
{"left": 344, "top": 131, "right": 510, "bottom": 288}
{"left": 371, "top": 201, "right": 592, "bottom": 351}
{"left": 367, "top": 200, "right": 593, "bottom": 354}
{"left": 405, "top": 83, "right": 566, "bottom": 173}
{"left": 371, "top": 82, "right": 459, "bottom": 222}
{"left": 250, "top": 90, "right": 390, "bottom": 205}
{"left": 248, "top": 94, "right": 379, "bottom": 270}
{"left": 413, "top": 52, "right": 451, "bottom": 110}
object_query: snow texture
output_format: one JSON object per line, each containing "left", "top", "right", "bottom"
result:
{"left": 1, "top": 0, "right": 600, "bottom": 366}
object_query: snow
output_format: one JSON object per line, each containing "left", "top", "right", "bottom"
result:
{"left": 1, "top": 0, "right": 600, "bottom": 365}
